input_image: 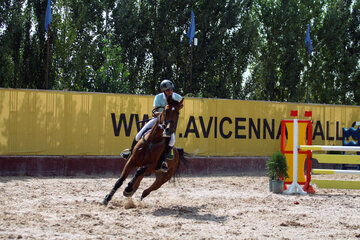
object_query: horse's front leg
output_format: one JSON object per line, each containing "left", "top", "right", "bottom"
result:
{"left": 101, "top": 160, "right": 136, "bottom": 206}
{"left": 123, "top": 166, "right": 148, "bottom": 197}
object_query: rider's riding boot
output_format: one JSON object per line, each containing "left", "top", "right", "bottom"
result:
{"left": 156, "top": 145, "right": 172, "bottom": 173}
{"left": 121, "top": 139, "right": 137, "bottom": 159}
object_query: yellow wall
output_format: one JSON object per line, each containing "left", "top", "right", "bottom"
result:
{"left": 0, "top": 89, "right": 359, "bottom": 156}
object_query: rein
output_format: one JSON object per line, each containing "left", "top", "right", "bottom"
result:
{"left": 142, "top": 114, "right": 165, "bottom": 146}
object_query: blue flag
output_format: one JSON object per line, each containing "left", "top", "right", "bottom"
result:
{"left": 305, "top": 24, "right": 312, "bottom": 54}
{"left": 45, "top": 0, "right": 52, "bottom": 32}
{"left": 187, "top": 11, "right": 195, "bottom": 46}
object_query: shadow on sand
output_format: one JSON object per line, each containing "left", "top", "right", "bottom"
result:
{"left": 151, "top": 205, "right": 228, "bottom": 223}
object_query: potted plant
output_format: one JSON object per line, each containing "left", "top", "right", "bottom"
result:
{"left": 266, "top": 151, "right": 289, "bottom": 193}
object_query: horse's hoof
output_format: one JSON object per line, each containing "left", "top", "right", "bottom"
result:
{"left": 101, "top": 199, "right": 109, "bottom": 206}
{"left": 140, "top": 192, "right": 148, "bottom": 200}
{"left": 123, "top": 189, "right": 134, "bottom": 197}
{"left": 123, "top": 191, "right": 133, "bottom": 197}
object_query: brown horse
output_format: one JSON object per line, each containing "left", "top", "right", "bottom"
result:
{"left": 101, "top": 95, "right": 185, "bottom": 206}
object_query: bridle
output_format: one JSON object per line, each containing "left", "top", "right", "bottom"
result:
{"left": 142, "top": 105, "right": 177, "bottom": 146}
{"left": 158, "top": 107, "right": 176, "bottom": 134}
{"left": 152, "top": 106, "right": 176, "bottom": 130}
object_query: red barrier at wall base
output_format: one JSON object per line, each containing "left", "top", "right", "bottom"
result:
{"left": 0, "top": 156, "right": 267, "bottom": 176}
{"left": 182, "top": 156, "right": 267, "bottom": 175}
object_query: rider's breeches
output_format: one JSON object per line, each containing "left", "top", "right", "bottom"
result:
{"left": 134, "top": 118, "right": 175, "bottom": 147}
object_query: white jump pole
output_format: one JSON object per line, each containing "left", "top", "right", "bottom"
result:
{"left": 284, "top": 118, "right": 307, "bottom": 195}
{"left": 300, "top": 145, "right": 360, "bottom": 152}
{"left": 312, "top": 169, "right": 360, "bottom": 175}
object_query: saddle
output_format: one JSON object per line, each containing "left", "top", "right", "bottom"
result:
{"left": 121, "top": 144, "right": 176, "bottom": 160}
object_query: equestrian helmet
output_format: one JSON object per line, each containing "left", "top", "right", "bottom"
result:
{"left": 160, "top": 79, "right": 175, "bottom": 91}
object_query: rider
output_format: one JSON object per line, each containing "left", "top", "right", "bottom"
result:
{"left": 122, "top": 79, "right": 183, "bottom": 172}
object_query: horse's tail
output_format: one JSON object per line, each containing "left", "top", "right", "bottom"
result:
{"left": 173, "top": 148, "right": 188, "bottom": 180}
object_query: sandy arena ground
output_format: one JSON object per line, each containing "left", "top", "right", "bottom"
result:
{"left": 1, "top": 174, "right": 360, "bottom": 240}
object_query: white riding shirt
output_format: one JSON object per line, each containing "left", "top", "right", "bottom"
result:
{"left": 153, "top": 92, "right": 182, "bottom": 112}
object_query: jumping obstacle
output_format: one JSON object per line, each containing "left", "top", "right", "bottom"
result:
{"left": 281, "top": 111, "right": 360, "bottom": 194}
{"left": 298, "top": 144, "right": 360, "bottom": 190}
{"left": 281, "top": 110, "right": 360, "bottom": 192}
{"left": 342, "top": 124, "right": 360, "bottom": 170}
{"left": 280, "top": 110, "right": 314, "bottom": 194}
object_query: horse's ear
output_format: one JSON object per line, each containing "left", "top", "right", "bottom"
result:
{"left": 179, "top": 98, "right": 184, "bottom": 110}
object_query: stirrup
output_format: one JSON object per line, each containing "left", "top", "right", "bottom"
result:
{"left": 158, "top": 162, "right": 168, "bottom": 173}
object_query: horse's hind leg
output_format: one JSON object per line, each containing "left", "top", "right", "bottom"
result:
{"left": 140, "top": 172, "right": 173, "bottom": 200}
{"left": 141, "top": 154, "right": 179, "bottom": 200}
{"left": 123, "top": 166, "right": 147, "bottom": 197}
{"left": 101, "top": 162, "right": 135, "bottom": 206}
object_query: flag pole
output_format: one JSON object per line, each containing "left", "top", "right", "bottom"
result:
{"left": 304, "top": 24, "right": 312, "bottom": 103}
{"left": 306, "top": 51, "right": 309, "bottom": 103}
{"left": 189, "top": 42, "right": 193, "bottom": 91}
{"left": 45, "top": 29, "right": 50, "bottom": 90}
{"left": 187, "top": 10, "right": 195, "bottom": 93}
{"left": 44, "top": 0, "right": 51, "bottom": 90}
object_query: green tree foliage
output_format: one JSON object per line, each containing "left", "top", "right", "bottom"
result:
{"left": 0, "top": 0, "right": 128, "bottom": 93}
{"left": 111, "top": 0, "right": 258, "bottom": 97}
{"left": 249, "top": 0, "right": 323, "bottom": 102}
{"left": 0, "top": 0, "right": 359, "bottom": 105}
{"left": 0, "top": 1, "right": 24, "bottom": 88}
{"left": 310, "top": 0, "right": 360, "bottom": 104}
{"left": 193, "top": 0, "right": 258, "bottom": 98}
{"left": 52, "top": 0, "right": 127, "bottom": 92}
{"left": 248, "top": 0, "right": 359, "bottom": 104}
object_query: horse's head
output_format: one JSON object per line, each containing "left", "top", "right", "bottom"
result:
{"left": 160, "top": 95, "right": 184, "bottom": 138}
